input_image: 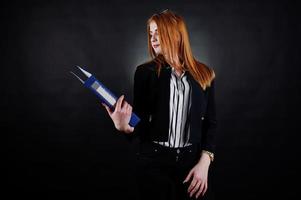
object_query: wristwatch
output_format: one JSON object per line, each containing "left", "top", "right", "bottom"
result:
{"left": 202, "top": 150, "right": 214, "bottom": 162}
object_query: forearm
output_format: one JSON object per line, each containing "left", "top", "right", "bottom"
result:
{"left": 201, "top": 79, "right": 217, "bottom": 155}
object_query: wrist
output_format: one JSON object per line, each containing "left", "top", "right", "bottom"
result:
{"left": 198, "top": 154, "right": 211, "bottom": 166}
{"left": 201, "top": 150, "right": 214, "bottom": 162}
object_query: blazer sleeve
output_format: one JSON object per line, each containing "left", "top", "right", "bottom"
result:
{"left": 124, "top": 65, "right": 150, "bottom": 142}
{"left": 201, "top": 79, "right": 218, "bottom": 154}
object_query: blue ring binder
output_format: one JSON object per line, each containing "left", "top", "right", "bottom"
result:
{"left": 71, "top": 66, "right": 140, "bottom": 127}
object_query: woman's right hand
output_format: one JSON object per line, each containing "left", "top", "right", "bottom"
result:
{"left": 101, "top": 95, "right": 134, "bottom": 134}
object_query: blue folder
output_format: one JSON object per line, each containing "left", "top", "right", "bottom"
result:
{"left": 70, "top": 66, "right": 140, "bottom": 127}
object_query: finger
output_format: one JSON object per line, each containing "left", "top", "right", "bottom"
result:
{"left": 128, "top": 126, "right": 134, "bottom": 132}
{"left": 101, "top": 102, "right": 108, "bottom": 109}
{"left": 188, "top": 179, "right": 197, "bottom": 193}
{"left": 102, "top": 103, "right": 113, "bottom": 115}
{"left": 198, "top": 182, "right": 205, "bottom": 197}
{"left": 121, "top": 103, "right": 128, "bottom": 114}
{"left": 125, "top": 104, "right": 132, "bottom": 115}
{"left": 183, "top": 170, "right": 193, "bottom": 183}
{"left": 195, "top": 183, "right": 205, "bottom": 199}
{"left": 196, "top": 187, "right": 203, "bottom": 199}
{"left": 127, "top": 104, "right": 132, "bottom": 113}
{"left": 125, "top": 125, "right": 134, "bottom": 133}
{"left": 189, "top": 181, "right": 201, "bottom": 197}
{"left": 125, "top": 105, "right": 130, "bottom": 114}
{"left": 122, "top": 101, "right": 129, "bottom": 112}
{"left": 201, "top": 181, "right": 208, "bottom": 196}
{"left": 115, "top": 95, "right": 124, "bottom": 112}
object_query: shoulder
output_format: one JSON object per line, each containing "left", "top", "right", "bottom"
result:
{"left": 134, "top": 59, "right": 157, "bottom": 82}
{"left": 136, "top": 59, "right": 157, "bottom": 73}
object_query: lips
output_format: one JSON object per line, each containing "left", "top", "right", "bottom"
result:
{"left": 153, "top": 44, "right": 160, "bottom": 48}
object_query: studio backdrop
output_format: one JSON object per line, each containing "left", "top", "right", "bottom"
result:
{"left": 3, "top": 0, "right": 299, "bottom": 199}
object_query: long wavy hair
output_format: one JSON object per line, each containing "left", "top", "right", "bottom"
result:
{"left": 146, "top": 9, "right": 215, "bottom": 90}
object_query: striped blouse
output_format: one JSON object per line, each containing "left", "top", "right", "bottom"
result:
{"left": 153, "top": 66, "right": 192, "bottom": 148}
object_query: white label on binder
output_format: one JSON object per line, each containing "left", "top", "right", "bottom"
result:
{"left": 91, "top": 81, "right": 117, "bottom": 106}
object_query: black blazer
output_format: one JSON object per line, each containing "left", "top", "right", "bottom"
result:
{"left": 127, "top": 60, "right": 217, "bottom": 153}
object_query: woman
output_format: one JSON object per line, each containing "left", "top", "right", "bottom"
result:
{"left": 102, "top": 9, "right": 217, "bottom": 200}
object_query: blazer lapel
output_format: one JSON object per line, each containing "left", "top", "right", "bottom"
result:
{"left": 157, "top": 66, "right": 172, "bottom": 135}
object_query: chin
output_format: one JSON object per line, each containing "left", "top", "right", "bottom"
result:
{"left": 155, "top": 50, "right": 162, "bottom": 55}
{"left": 152, "top": 47, "right": 161, "bottom": 54}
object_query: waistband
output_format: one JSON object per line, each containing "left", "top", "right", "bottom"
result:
{"left": 139, "top": 141, "right": 199, "bottom": 154}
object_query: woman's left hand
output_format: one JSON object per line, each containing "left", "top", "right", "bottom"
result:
{"left": 183, "top": 155, "right": 211, "bottom": 199}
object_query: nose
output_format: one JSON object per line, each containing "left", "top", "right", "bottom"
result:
{"left": 151, "top": 34, "right": 157, "bottom": 43}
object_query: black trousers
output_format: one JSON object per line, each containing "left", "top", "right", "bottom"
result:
{"left": 133, "top": 141, "right": 214, "bottom": 200}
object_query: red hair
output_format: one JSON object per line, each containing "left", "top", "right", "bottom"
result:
{"left": 146, "top": 10, "right": 215, "bottom": 90}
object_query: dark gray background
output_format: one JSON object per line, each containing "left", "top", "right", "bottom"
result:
{"left": 3, "top": 0, "right": 300, "bottom": 199}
